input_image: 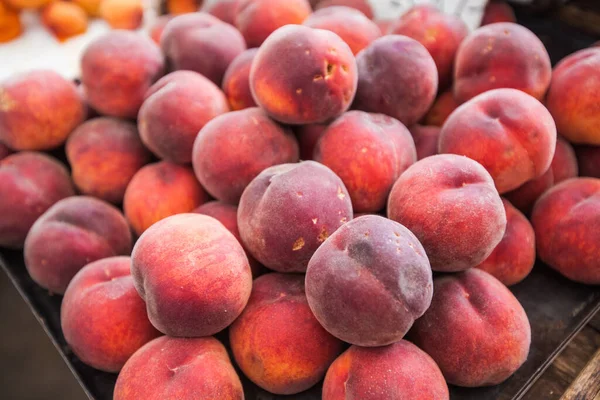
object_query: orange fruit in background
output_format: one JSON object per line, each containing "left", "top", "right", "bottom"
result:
{"left": 3, "top": 0, "right": 51, "bottom": 9}
{"left": 42, "top": 1, "right": 88, "bottom": 42}
{"left": 99, "top": 0, "right": 144, "bottom": 30}
{"left": 71, "top": 0, "right": 102, "bottom": 17}
{"left": 167, "top": 0, "right": 200, "bottom": 15}
{"left": 0, "top": 1, "right": 22, "bottom": 43}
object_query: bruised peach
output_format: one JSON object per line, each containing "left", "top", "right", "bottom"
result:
{"left": 475, "top": 199, "right": 535, "bottom": 286}
{"left": 576, "top": 145, "right": 600, "bottom": 178}
{"left": 250, "top": 25, "right": 357, "bottom": 124}
{"left": 222, "top": 48, "right": 258, "bottom": 111}
{"left": 24, "top": 196, "right": 132, "bottom": 294}
{"left": 235, "top": 0, "right": 311, "bottom": 48}
{"left": 161, "top": 13, "right": 246, "bottom": 85}
{"left": 139, "top": 71, "right": 229, "bottom": 164}
{"left": 238, "top": 161, "right": 353, "bottom": 273}
{"left": 0, "top": 152, "right": 74, "bottom": 249}
{"left": 315, "top": 0, "right": 374, "bottom": 19}
{"left": 424, "top": 90, "right": 459, "bottom": 127}
{"left": 314, "top": 111, "right": 416, "bottom": 212}
{"left": 0, "top": 70, "right": 85, "bottom": 150}
{"left": 323, "top": 341, "right": 449, "bottom": 400}
{"left": 203, "top": 0, "right": 240, "bottom": 25}
{"left": 149, "top": 15, "right": 172, "bottom": 45}
{"left": 99, "top": 0, "right": 143, "bottom": 30}
{"left": 388, "top": 154, "right": 507, "bottom": 272}
{"left": 61, "top": 257, "right": 160, "bottom": 372}
{"left": 389, "top": 5, "right": 468, "bottom": 89}
{"left": 303, "top": 6, "right": 381, "bottom": 55}
{"left": 354, "top": 35, "right": 438, "bottom": 126}
{"left": 192, "top": 107, "right": 299, "bottom": 204}
{"left": 0, "top": 3, "right": 22, "bottom": 43}
{"left": 454, "top": 23, "right": 552, "bottom": 103}
{"left": 230, "top": 273, "right": 344, "bottom": 394}
{"left": 66, "top": 117, "right": 152, "bottom": 204}
{"left": 114, "top": 336, "right": 244, "bottom": 400}
{"left": 546, "top": 48, "right": 600, "bottom": 145}
{"left": 81, "top": 31, "right": 164, "bottom": 119}
{"left": 131, "top": 213, "right": 252, "bottom": 336}
{"left": 123, "top": 161, "right": 208, "bottom": 237}
{"left": 306, "top": 215, "right": 433, "bottom": 346}
{"left": 409, "top": 124, "right": 440, "bottom": 160}
{"left": 294, "top": 123, "right": 328, "bottom": 160}
{"left": 42, "top": 1, "right": 88, "bottom": 41}
{"left": 438, "top": 88, "right": 557, "bottom": 193}
{"left": 481, "top": 1, "right": 516, "bottom": 26}
{"left": 410, "top": 269, "right": 531, "bottom": 387}
{"left": 531, "top": 178, "right": 600, "bottom": 284}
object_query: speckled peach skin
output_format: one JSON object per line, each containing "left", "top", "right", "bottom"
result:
{"left": 230, "top": 273, "right": 344, "bottom": 395}
{"left": 294, "top": 123, "right": 328, "bottom": 161}
{"left": 481, "top": 1, "right": 516, "bottom": 25}
{"left": 61, "top": 257, "right": 160, "bottom": 373}
{"left": 576, "top": 145, "right": 600, "bottom": 178}
{"left": 409, "top": 124, "right": 440, "bottom": 160}
{"left": 409, "top": 269, "right": 531, "bottom": 387}
{"left": 305, "top": 215, "right": 433, "bottom": 347}
{"left": 315, "top": 0, "right": 373, "bottom": 19}
{"left": 222, "top": 48, "right": 259, "bottom": 111}
{"left": 424, "top": 90, "right": 459, "bottom": 127}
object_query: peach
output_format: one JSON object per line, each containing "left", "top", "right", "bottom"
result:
{"left": 354, "top": 35, "right": 438, "bottom": 126}
{"left": 314, "top": 111, "right": 417, "bottom": 212}
{"left": 504, "top": 137, "right": 578, "bottom": 214}
{"left": 123, "top": 161, "right": 208, "bottom": 237}
{"left": 306, "top": 215, "right": 433, "bottom": 346}
{"left": 114, "top": 336, "right": 244, "bottom": 400}
{"left": 131, "top": 213, "right": 252, "bottom": 336}
{"left": 0, "top": 70, "right": 85, "bottom": 150}
{"left": 203, "top": 0, "right": 240, "bottom": 25}
{"left": 72, "top": 0, "right": 102, "bottom": 16}
{"left": 410, "top": 269, "right": 531, "bottom": 387}
{"left": 149, "top": 15, "right": 172, "bottom": 45}
{"left": 315, "top": 0, "right": 374, "bottom": 19}
{"left": 81, "top": 31, "right": 164, "bottom": 119}
{"left": 294, "top": 123, "right": 328, "bottom": 160}
{"left": 438, "top": 88, "right": 557, "bottom": 193}
{"left": 323, "top": 340, "right": 449, "bottom": 400}
{"left": 250, "top": 25, "right": 357, "bottom": 124}
{"left": 388, "top": 154, "right": 506, "bottom": 272}
{"left": 424, "top": 90, "right": 459, "bottom": 127}
{"left": 454, "top": 22, "right": 552, "bottom": 103}
{"left": 24, "top": 196, "right": 132, "bottom": 294}
{"left": 41, "top": 1, "right": 88, "bottom": 41}
{"left": 139, "top": 70, "right": 229, "bottom": 164}
{"left": 475, "top": 199, "right": 535, "bottom": 286}
{"left": 166, "top": 0, "right": 199, "bottom": 14}
{"left": 481, "top": 1, "right": 516, "bottom": 25}
{"left": 61, "top": 257, "right": 160, "bottom": 372}
{"left": 66, "top": 117, "right": 152, "bottom": 204}
{"left": 230, "top": 273, "right": 344, "bottom": 394}
{"left": 161, "top": 13, "right": 246, "bottom": 85}
{"left": 409, "top": 124, "right": 440, "bottom": 160}
{"left": 531, "top": 178, "right": 600, "bottom": 284}
{"left": 303, "top": 6, "right": 381, "bottom": 55}
{"left": 99, "top": 0, "right": 144, "bottom": 30}
{"left": 0, "top": 3, "right": 22, "bottom": 43}
{"left": 389, "top": 5, "right": 468, "bottom": 89}
{"left": 238, "top": 161, "right": 353, "bottom": 273}
{"left": 546, "top": 48, "right": 600, "bottom": 145}
{"left": 576, "top": 145, "right": 600, "bottom": 178}
{"left": 235, "top": 0, "right": 311, "bottom": 47}
{"left": 222, "top": 48, "right": 258, "bottom": 111}
{"left": 0, "top": 152, "right": 74, "bottom": 249}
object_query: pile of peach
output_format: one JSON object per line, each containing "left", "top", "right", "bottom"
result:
{"left": 1, "top": 0, "right": 599, "bottom": 399}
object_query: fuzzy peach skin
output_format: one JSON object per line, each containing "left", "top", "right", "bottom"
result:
{"left": 389, "top": 5, "right": 467, "bottom": 89}
{"left": 123, "top": 161, "right": 208, "bottom": 237}
{"left": 161, "top": 13, "right": 246, "bottom": 85}
{"left": 354, "top": 35, "right": 438, "bottom": 127}
{"left": 235, "top": 0, "right": 312, "bottom": 48}
{"left": 314, "top": 111, "right": 417, "bottom": 213}
{"left": 230, "top": 273, "right": 344, "bottom": 395}
{"left": 315, "top": 0, "right": 373, "bottom": 19}
{"left": 42, "top": 1, "right": 88, "bottom": 42}
{"left": 323, "top": 340, "right": 449, "bottom": 400}
{"left": 409, "top": 268, "right": 531, "bottom": 387}
{"left": 24, "top": 196, "right": 132, "bottom": 294}
{"left": 203, "top": 0, "right": 240, "bottom": 25}
{"left": 294, "top": 123, "right": 328, "bottom": 161}
{"left": 546, "top": 48, "right": 600, "bottom": 145}
{"left": 149, "top": 15, "right": 172, "bottom": 45}
{"left": 192, "top": 107, "right": 299, "bottom": 204}
{"left": 475, "top": 199, "right": 535, "bottom": 286}
{"left": 0, "top": 152, "right": 75, "bottom": 249}
{"left": 438, "top": 88, "right": 557, "bottom": 193}
{"left": 139, "top": 70, "right": 229, "bottom": 164}
{"left": 131, "top": 213, "right": 252, "bottom": 336}
{"left": 306, "top": 215, "right": 432, "bottom": 346}
{"left": 454, "top": 23, "right": 551, "bottom": 103}
{"left": 0, "top": 70, "right": 85, "bottom": 150}
{"left": 222, "top": 48, "right": 258, "bottom": 111}
{"left": 303, "top": 6, "right": 381, "bottom": 55}
{"left": 409, "top": 124, "right": 440, "bottom": 160}
{"left": 66, "top": 118, "right": 152, "bottom": 204}
{"left": 250, "top": 25, "right": 357, "bottom": 125}
{"left": 81, "top": 31, "right": 164, "bottom": 119}
{"left": 61, "top": 257, "right": 160, "bottom": 373}
{"left": 504, "top": 137, "right": 578, "bottom": 215}
{"left": 388, "top": 154, "right": 506, "bottom": 272}
{"left": 481, "top": 1, "right": 516, "bottom": 25}
{"left": 424, "top": 90, "right": 459, "bottom": 127}
{"left": 576, "top": 145, "right": 600, "bottom": 178}
{"left": 100, "top": 0, "right": 143, "bottom": 30}
{"left": 114, "top": 336, "right": 244, "bottom": 400}
{"left": 238, "top": 161, "right": 353, "bottom": 273}
{"left": 531, "top": 178, "right": 600, "bottom": 284}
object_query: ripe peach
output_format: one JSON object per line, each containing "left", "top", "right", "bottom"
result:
{"left": 72, "top": 0, "right": 102, "bottom": 16}
{"left": 0, "top": 3, "right": 22, "bottom": 43}
{"left": 203, "top": 0, "right": 240, "bottom": 25}
{"left": 166, "top": 0, "right": 199, "bottom": 14}
{"left": 99, "top": 0, "right": 144, "bottom": 30}
{"left": 41, "top": 1, "right": 88, "bottom": 41}
{"left": 222, "top": 48, "right": 258, "bottom": 111}
{"left": 424, "top": 90, "right": 459, "bottom": 127}
{"left": 409, "top": 124, "right": 440, "bottom": 160}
